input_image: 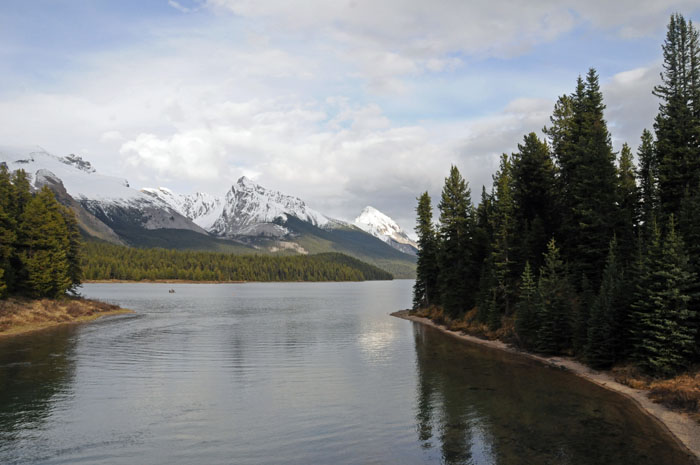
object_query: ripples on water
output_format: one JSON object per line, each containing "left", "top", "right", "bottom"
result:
{"left": 0, "top": 281, "right": 695, "bottom": 464}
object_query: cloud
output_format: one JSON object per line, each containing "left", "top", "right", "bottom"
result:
{"left": 602, "top": 63, "right": 661, "bottom": 151}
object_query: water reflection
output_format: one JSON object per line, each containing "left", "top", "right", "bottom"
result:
{"left": 412, "top": 323, "right": 696, "bottom": 465}
{"left": 0, "top": 327, "right": 77, "bottom": 454}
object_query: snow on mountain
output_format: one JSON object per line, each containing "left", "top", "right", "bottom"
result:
{"left": 0, "top": 145, "right": 205, "bottom": 233}
{"left": 354, "top": 206, "right": 418, "bottom": 255}
{"left": 141, "top": 187, "right": 224, "bottom": 230}
{"left": 210, "top": 176, "right": 332, "bottom": 237}
{"left": 144, "top": 176, "right": 335, "bottom": 238}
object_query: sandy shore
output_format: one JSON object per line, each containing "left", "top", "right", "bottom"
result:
{"left": 392, "top": 309, "right": 700, "bottom": 462}
{"left": 0, "top": 298, "right": 133, "bottom": 339}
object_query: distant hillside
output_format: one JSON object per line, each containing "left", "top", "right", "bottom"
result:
{"left": 82, "top": 242, "right": 393, "bottom": 282}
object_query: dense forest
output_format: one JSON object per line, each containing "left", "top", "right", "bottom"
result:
{"left": 413, "top": 14, "right": 700, "bottom": 377}
{"left": 82, "top": 242, "right": 393, "bottom": 282}
{"left": 0, "top": 165, "right": 81, "bottom": 298}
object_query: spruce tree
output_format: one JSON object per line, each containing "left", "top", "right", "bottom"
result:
{"left": 616, "top": 143, "right": 640, "bottom": 266}
{"left": 585, "top": 238, "right": 622, "bottom": 369}
{"left": 535, "top": 239, "right": 575, "bottom": 354}
{"left": 654, "top": 14, "right": 700, "bottom": 220}
{"left": 413, "top": 192, "right": 439, "bottom": 309}
{"left": 545, "top": 70, "right": 619, "bottom": 287}
{"left": 514, "top": 261, "right": 538, "bottom": 348}
{"left": 511, "top": 132, "right": 558, "bottom": 273}
{"left": 488, "top": 154, "right": 516, "bottom": 328}
{"left": 61, "top": 205, "right": 83, "bottom": 292}
{"left": 437, "top": 166, "right": 474, "bottom": 317}
{"left": 632, "top": 216, "right": 698, "bottom": 376}
{"left": 637, "top": 129, "right": 659, "bottom": 236}
{"left": 18, "top": 187, "right": 72, "bottom": 298}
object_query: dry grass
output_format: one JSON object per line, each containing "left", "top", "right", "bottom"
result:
{"left": 0, "top": 297, "right": 131, "bottom": 337}
{"left": 613, "top": 365, "right": 700, "bottom": 423}
{"left": 413, "top": 306, "right": 517, "bottom": 343}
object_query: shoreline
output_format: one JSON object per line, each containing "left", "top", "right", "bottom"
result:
{"left": 0, "top": 298, "right": 133, "bottom": 339}
{"left": 391, "top": 309, "right": 700, "bottom": 462}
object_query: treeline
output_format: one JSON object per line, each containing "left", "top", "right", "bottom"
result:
{"left": 0, "top": 165, "right": 82, "bottom": 298}
{"left": 83, "top": 242, "right": 393, "bottom": 282}
{"left": 413, "top": 14, "right": 700, "bottom": 377}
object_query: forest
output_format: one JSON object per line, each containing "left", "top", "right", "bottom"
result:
{"left": 412, "top": 14, "right": 700, "bottom": 378}
{"left": 82, "top": 242, "right": 393, "bottom": 282}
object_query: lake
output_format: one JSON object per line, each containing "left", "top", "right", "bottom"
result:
{"left": 0, "top": 281, "right": 695, "bottom": 464}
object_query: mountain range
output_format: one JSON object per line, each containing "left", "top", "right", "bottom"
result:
{"left": 0, "top": 146, "right": 417, "bottom": 277}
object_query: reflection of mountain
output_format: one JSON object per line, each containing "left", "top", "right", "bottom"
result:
{"left": 0, "top": 327, "right": 77, "bottom": 445}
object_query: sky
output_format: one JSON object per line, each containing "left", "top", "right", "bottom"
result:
{"left": 1, "top": 1, "right": 699, "bottom": 233}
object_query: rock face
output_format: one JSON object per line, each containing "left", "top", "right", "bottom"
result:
{"left": 354, "top": 206, "right": 418, "bottom": 255}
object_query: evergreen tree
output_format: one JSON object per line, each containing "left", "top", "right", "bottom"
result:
{"left": 61, "top": 205, "right": 83, "bottom": 292}
{"left": 488, "top": 154, "right": 516, "bottom": 328}
{"left": 413, "top": 192, "right": 439, "bottom": 309}
{"left": 637, "top": 129, "right": 659, "bottom": 236}
{"left": 437, "top": 166, "right": 474, "bottom": 317}
{"left": 585, "top": 238, "right": 622, "bottom": 369}
{"left": 514, "top": 261, "right": 538, "bottom": 348}
{"left": 511, "top": 132, "right": 558, "bottom": 273}
{"left": 654, "top": 14, "right": 700, "bottom": 221}
{"left": 573, "top": 274, "right": 595, "bottom": 356}
{"left": 616, "top": 143, "right": 640, "bottom": 267}
{"left": 545, "top": 70, "right": 619, "bottom": 287}
{"left": 632, "top": 216, "right": 698, "bottom": 376}
{"left": 18, "top": 187, "right": 72, "bottom": 298}
{"left": 535, "top": 239, "right": 575, "bottom": 354}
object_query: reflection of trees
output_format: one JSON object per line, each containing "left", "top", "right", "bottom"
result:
{"left": 0, "top": 327, "right": 77, "bottom": 436}
{"left": 413, "top": 324, "right": 483, "bottom": 465}
{"left": 413, "top": 322, "right": 696, "bottom": 465}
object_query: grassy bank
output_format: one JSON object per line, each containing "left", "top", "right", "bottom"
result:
{"left": 0, "top": 297, "right": 132, "bottom": 338}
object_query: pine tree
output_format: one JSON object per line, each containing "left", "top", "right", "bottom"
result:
{"left": 535, "top": 239, "right": 575, "bottom": 354}
{"left": 654, "top": 14, "right": 700, "bottom": 221}
{"left": 437, "top": 166, "right": 474, "bottom": 317}
{"left": 515, "top": 261, "right": 538, "bottom": 348}
{"left": 585, "top": 238, "right": 622, "bottom": 369}
{"left": 413, "top": 192, "right": 439, "bottom": 309}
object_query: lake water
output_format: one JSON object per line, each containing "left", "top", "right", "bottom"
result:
{"left": 0, "top": 281, "right": 695, "bottom": 464}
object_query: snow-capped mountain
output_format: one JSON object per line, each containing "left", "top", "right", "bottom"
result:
{"left": 141, "top": 187, "right": 224, "bottom": 230}
{"left": 0, "top": 146, "right": 206, "bottom": 234}
{"left": 145, "top": 176, "right": 340, "bottom": 238}
{"left": 354, "top": 206, "right": 418, "bottom": 255}
{"left": 211, "top": 176, "right": 334, "bottom": 237}
{"left": 0, "top": 145, "right": 417, "bottom": 275}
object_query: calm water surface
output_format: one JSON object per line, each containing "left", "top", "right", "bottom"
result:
{"left": 0, "top": 281, "right": 695, "bottom": 464}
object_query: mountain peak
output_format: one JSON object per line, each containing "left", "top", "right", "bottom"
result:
{"left": 236, "top": 176, "right": 256, "bottom": 188}
{"left": 354, "top": 206, "right": 417, "bottom": 255}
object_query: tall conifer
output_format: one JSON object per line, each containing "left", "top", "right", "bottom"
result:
{"left": 414, "top": 192, "right": 439, "bottom": 309}
{"left": 437, "top": 166, "right": 474, "bottom": 317}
